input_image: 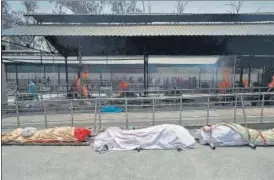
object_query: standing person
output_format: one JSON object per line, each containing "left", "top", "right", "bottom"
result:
{"left": 43, "top": 76, "right": 46, "bottom": 87}
{"left": 47, "top": 76, "right": 51, "bottom": 87}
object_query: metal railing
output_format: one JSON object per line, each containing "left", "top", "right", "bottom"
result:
{"left": 9, "top": 86, "right": 270, "bottom": 97}
{"left": 2, "top": 92, "right": 274, "bottom": 133}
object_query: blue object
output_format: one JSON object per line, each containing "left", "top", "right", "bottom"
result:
{"left": 28, "top": 80, "right": 39, "bottom": 100}
{"left": 100, "top": 106, "right": 124, "bottom": 113}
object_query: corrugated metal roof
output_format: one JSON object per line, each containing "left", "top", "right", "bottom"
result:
{"left": 3, "top": 23, "right": 274, "bottom": 36}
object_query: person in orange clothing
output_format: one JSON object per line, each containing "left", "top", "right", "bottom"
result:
{"left": 269, "top": 76, "right": 274, "bottom": 88}
{"left": 243, "top": 79, "right": 249, "bottom": 88}
{"left": 119, "top": 81, "right": 129, "bottom": 91}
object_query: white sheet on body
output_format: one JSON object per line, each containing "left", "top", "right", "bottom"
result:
{"left": 93, "top": 124, "right": 197, "bottom": 152}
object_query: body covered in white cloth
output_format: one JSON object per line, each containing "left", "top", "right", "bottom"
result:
{"left": 197, "top": 123, "right": 274, "bottom": 147}
{"left": 93, "top": 124, "right": 197, "bottom": 152}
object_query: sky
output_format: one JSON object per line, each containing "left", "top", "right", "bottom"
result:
{"left": 7, "top": 1, "right": 274, "bottom": 14}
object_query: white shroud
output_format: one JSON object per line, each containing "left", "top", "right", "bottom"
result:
{"left": 197, "top": 123, "right": 274, "bottom": 147}
{"left": 93, "top": 124, "right": 197, "bottom": 152}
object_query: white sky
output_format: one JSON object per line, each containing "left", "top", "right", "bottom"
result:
{"left": 7, "top": 1, "right": 274, "bottom": 14}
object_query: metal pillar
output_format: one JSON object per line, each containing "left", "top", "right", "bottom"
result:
{"left": 239, "top": 66, "right": 244, "bottom": 83}
{"left": 232, "top": 57, "right": 237, "bottom": 89}
{"left": 198, "top": 67, "right": 202, "bottom": 88}
{"left": 143, "top": 54, "right": 149, "bottom": 95}
{"left": 78, "top": 42, "right": 83, "bottom": 98}
{"left": 57, "top": 65, "right": 60, "bottom": 85}
{"left": 212, "top": 65, "right": 215, "bottom": 88}
{"left": 65, "top": 56, "right": 69, "bottom": 92}
{"left": 2, "top": 63, "right": 8, "bottom": 103}
{"left": 5, "top": 64, "right": 8, "bottom": 80}
{"left": 248, "top": 65, "right": 251, "bottom": 87}
{"left": 15, "top": 64, "right": 19, "bottom": 90}
{"left": 43, "top": 66, "right": 46, "bottom": 78}
{"left": 215, "top": 64, "right": 219, "bottom": 88}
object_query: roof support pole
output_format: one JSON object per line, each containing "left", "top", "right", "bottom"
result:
{"left": 2, "top": 63, "right": 8, "bottom": 103}
{"left": 57, "top": 65, "right": 60, "bottom": 85}
{"left": 43, "top": 66, "right": 46, "bottom": 78}
{"left": 5, "top": 64, "right": 8, "bottom": 80}
{"left": 143, "top": 53, "right": 149, "bottom": 95}
{"left": 78, "top": 42, "right": 83, "bottom": 98}
{"left": 65, "top": 56, "right": 69, "bottom": 92}
{"left": 15, "top": 64, "right": 19, "bottom": 91}
{"left": 248, "top": 64, "right": 251, "bottom": 87}
{"left": 215, "top": 65, "right": 219, "bottom": 89}
{"left": 212, "top": 64, "right": 215, "bottom": 88}
{"left": 239, "top": 66, "right": 244, "bottom": 84}
{"left": 232, "top": 57, "right": 237, "bottom": 90}
{"left": 198, "top": 67, "right": 202, "bottom": 88}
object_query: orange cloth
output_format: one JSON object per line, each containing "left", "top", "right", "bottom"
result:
{"left": 119, "top": 81, "right": 128, "bottom": 91}
{"left": 82, "top": 72, "right": 89, "bottom": 79}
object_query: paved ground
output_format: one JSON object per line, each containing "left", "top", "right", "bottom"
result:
{"left": 2, "top": 145, "right": 274, "bottom": 180}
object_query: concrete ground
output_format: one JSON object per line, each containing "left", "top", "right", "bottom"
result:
{"left": 2, "top": 106, "right": 274, "bottom": 180}
{"left": 2, "top": 146, "right": 274, "bottom": 180}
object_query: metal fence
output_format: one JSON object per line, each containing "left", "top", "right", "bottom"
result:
{"left": 2, "top": 92, "right": 274, "bottom": 133}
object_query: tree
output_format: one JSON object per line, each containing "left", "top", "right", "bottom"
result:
{"left": 52, "top": 3, "right": 66, "bottom": 15}
{"left": 226, "top": 1, "right": 244, "bottom": 14}
{"left": 2, "top": 1, "right": 50, "bottom": 51}
{"left": 175, "top": 1, "right": 189, "bottom": 14}
{"left": 2, "top": 1, "right": 24, "bottom": 30}
{"left": 147, "top": 1, "right": 152, "bottom": 13}
{"left": 109, "top": 1, "right": 142, "bottom": 14}
{"left": 54, "top": 1, "right": 106, "bottom": 14}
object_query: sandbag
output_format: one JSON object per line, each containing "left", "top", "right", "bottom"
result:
{"left": 197, "top": 123, "right": 274, "bottom": 147}
{"left": 93, "top": 124, "right": 197, "bottom": 152}
{"left": 1, "top": 127, "right": 92, "bottom": 143}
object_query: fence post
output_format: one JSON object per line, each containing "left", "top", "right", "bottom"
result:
{"left": 206, "top": 96, "right": 210, "bottom": 125}
{"left": 125, "top": 97, "right": 129, "bottom": 129}
{"left": 240, "top": 95, "right": 247, "bottom": 127}
{"left": 98, "top": 100, "right": 102, "bottom": 130}
{"left": 233, "top": 94, "right": 238, "bottom": 123}
{"left": 57, "top": 90, "right": 60, "bottom": 112}
{"left": 70, "top": 100, "right": 74, "bottom": 127}
{"left": 152, "top": 98, "right": 155, "bottom": 126}
{"left": 93, "top": 100, "right": 97, "bottom": 134}
{"left": 179, "top": 97, "right": 183, "bottom": 126}
{"left": 43, "top": 100, "right": 48, "bottom": 128}
{"left": 260, "top": 94, "right": 265, "bottom": 123}
{"left": 15, "top": 100, "right": 20, "bottom": 127}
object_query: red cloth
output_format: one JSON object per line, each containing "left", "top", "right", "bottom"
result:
{"left": 74, "top": 128, "right": 92, "bottom": 142}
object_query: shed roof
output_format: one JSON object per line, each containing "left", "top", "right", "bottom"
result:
{"left": 3, "top": 22, "right": 274, "bottom": 37}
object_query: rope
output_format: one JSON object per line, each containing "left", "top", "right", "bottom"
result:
{"left": 203, "top": 123, "right": 252, "bottom": 145}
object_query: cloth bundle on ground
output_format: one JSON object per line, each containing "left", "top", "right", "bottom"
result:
{"left": 197, "top": 123, "right": 274, "bottom": 147}
{"left": 93, "top": 124, "right": 197, "bottom": 152}
{"left": 1, "top": 127, "right": 91, "bottom": 143}
{"left": 100, "top": 106, "right": 124, "bottom": 113}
